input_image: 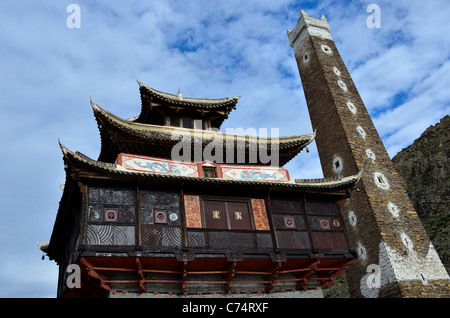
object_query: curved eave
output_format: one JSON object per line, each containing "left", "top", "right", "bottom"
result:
{"left": 60, "top": 143, "right": 359, "bottom": 192}
{"left": 138, "top": 81, "right": 241, "bottom": 109}
{"left": 92, "top": 102, "right": 315, "bottom": 165}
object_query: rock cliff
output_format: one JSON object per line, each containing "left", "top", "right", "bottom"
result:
{"left": 324, "top": 115, "right": 449, "bottom": 297}
{"left": 392, "top": 115, "right": 450, "bottom": 273}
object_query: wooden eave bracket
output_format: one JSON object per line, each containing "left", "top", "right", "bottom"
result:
{"left": 265, "top": 262, "right": 282, "bottom": 293}
{"left": 81, "top": 257, "right": 111, "bottom": 291}
{"left": 224, "top": 261, "right": 237, "bottom": 293}
{"left": 181, "top": 261, "right": 188, "bottom": 295}
{"left": 135, "top": 258, "right": 146, "bottom": 293}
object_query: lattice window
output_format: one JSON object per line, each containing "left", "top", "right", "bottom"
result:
{"left": 270, "top": 199, "right": 303, "bottom": 214}
{"left": 305, "top": 199, "right": 339, "bottom": 215}
{"left": 305, "top": 198, "right": 349, "bottom": 251}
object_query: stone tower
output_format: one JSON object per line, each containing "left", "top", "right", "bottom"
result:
{"left": 288, "top": 10, "right": 449, "bottom": 297}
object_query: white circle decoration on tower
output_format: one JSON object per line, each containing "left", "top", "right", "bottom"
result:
{"left": 374, "top": 172, "right": 390, "bottom": 190}
{"left": 333, "top": 156, "right": 343, "bottom": 173}
{"left": 303, "top": 52, "right": 309, "bottom": 64}
{"left": 347, "top": 101, "right": 357, "bottom": 114}
{"left": 333, "top": 66, "right": 341, "bottom": 76}
{"left": 387, "top": 202, "right": 400, "bottom": 218}
{"left": 321, "top": 44, "right": 332, "bottom": 54}
{"left": 348, "top": 211, "right": 357, "bottom": 226}
{"left": 366, "top": 149, "right": 376, "bottom": 161}
{"left": 357, "top": 243, "right": 367, "bottom": 261}
{"left": 357, "top": 126, "right": 366, "bottom": 139}
{"left": 337, "top": 80, "right": 348, "bottom": 92}
{"left": 401, "top": 232, "right": 414, "bottom": 250}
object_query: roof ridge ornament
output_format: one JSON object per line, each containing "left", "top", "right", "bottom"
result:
{"left": 177, "top": 88, "right": 183, "bottom": 100}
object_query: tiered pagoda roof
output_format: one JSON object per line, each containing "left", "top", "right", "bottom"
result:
{"left": 93, "top": 83, "right": 315, "bottom": 166}
{"left": 44, "top": 82, "right": 359, "bottom": 297}
{"left": 136, "top": 81, "right": 240, "bottom": 127}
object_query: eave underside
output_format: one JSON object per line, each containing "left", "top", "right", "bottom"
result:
{"left": 60, "top": 144, "right": 359, "bottom": 193}
{"left": 66, "top": 254, "right": 353, "bottom": 297}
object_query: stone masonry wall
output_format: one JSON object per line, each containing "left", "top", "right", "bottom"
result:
{"left": 289, "top": 12, "right": 449, "bottom": 297}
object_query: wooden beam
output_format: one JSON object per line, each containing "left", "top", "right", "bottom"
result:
{"left": 319, "top": 268, "right": 347, "bottom": 288}
{"left": 265, "top": 262, "right": 282, "bottom": 292}
{"left": 296, "top": 277, "right": 308, "bottom": 289}
{"left": 293, "top": 259, "right": 320, "bottom": 290}
{"left": 80, "top": 257, "right": 111, "bottom": 291}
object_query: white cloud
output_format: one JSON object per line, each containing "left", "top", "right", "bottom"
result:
{"left": 1, "top": 0, "right": 449, "bottom": 297}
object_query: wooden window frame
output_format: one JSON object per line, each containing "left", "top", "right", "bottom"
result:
{"left": 200, "top": 196, "right": 255, "bottom": 231}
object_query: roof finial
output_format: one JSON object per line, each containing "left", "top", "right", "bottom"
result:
{"left": 177, "top": 88, "right": 183, "bottom": 100}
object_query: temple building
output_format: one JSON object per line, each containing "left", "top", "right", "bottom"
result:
{"left": 43, "top": 10, "right": 449, "bottom": 298}
{"left": 44, "top": 78, "right": 358, "bottom": 297}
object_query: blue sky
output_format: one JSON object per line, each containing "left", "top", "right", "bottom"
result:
{"left": 0, "top": 0, "right": 449, "bottom": 297}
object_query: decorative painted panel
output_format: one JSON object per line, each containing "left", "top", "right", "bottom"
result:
{"left": 104, "top": 208, "right": 118, "bottom": 222}
{"left": 140, "top": 190, "right": 180, "bottom": 226}
{"left": 113, "top": 226, "right": 136, "bottom": 245}
{"left": 141, "top": 227, "right": 182, "bottom": 247}
{"left": 309, "top": 216, "right": 342, "bottom": 231}
{"left": 276, "top": 231, "right": 310, "bottom": 249}
{"left": 86, "top": 225, "right": 135, "bottom": 245}
{"left": 86, "top": 225, "right": 113, "bottom": 245}
{"left": 305, "top": 197, "right": 348, "bottom": 250}
{"left": 89, "top": 187, "right": 134, "bottom": 205}
{"left": 154, "top": 209, "right": 167, "bottom": 224}
{"left": 139, "top": 189, "right": 181, "bottom": 248}
{"left": 88, "top": 187, "right": 135, "bottom": 225}
{"left": 221, "top": 165, "right": 289, "bottom": 182}
{"left": 88, "top": 205, "right": 134, "bottom": 224}
{"left": 141, "top": 227, "right": 161, "bottom": 246}
{"left": 186, "top": 231, "right": 206, "bottom": 247}
{"left": 184, "top": 195, "right": 202, "bottom": 228}
{"left": 283, "top": 215, "right": 296, "bottom": 229}
{"left": 251, "top": 199, "right": 270, "bottom": 231}
{"left": 117, "top": 153, "right": 199, "bottom": 177}
{"left": 116, "top": 153, "right": 292, "bottom": 183}
{"left": 161, "top": 227, "right": 182, "bottom": 246}
{"left": 273, "top": 214, "right": 306, "bottom": 231}
{"left": 256, "top": 233, "right": 273, "bottom": 248}
{"left": 208, "top": 232, "right": 255, "bottom": 249}
{"left": 313, "top": 232, "right": 348, "bottom": 249}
